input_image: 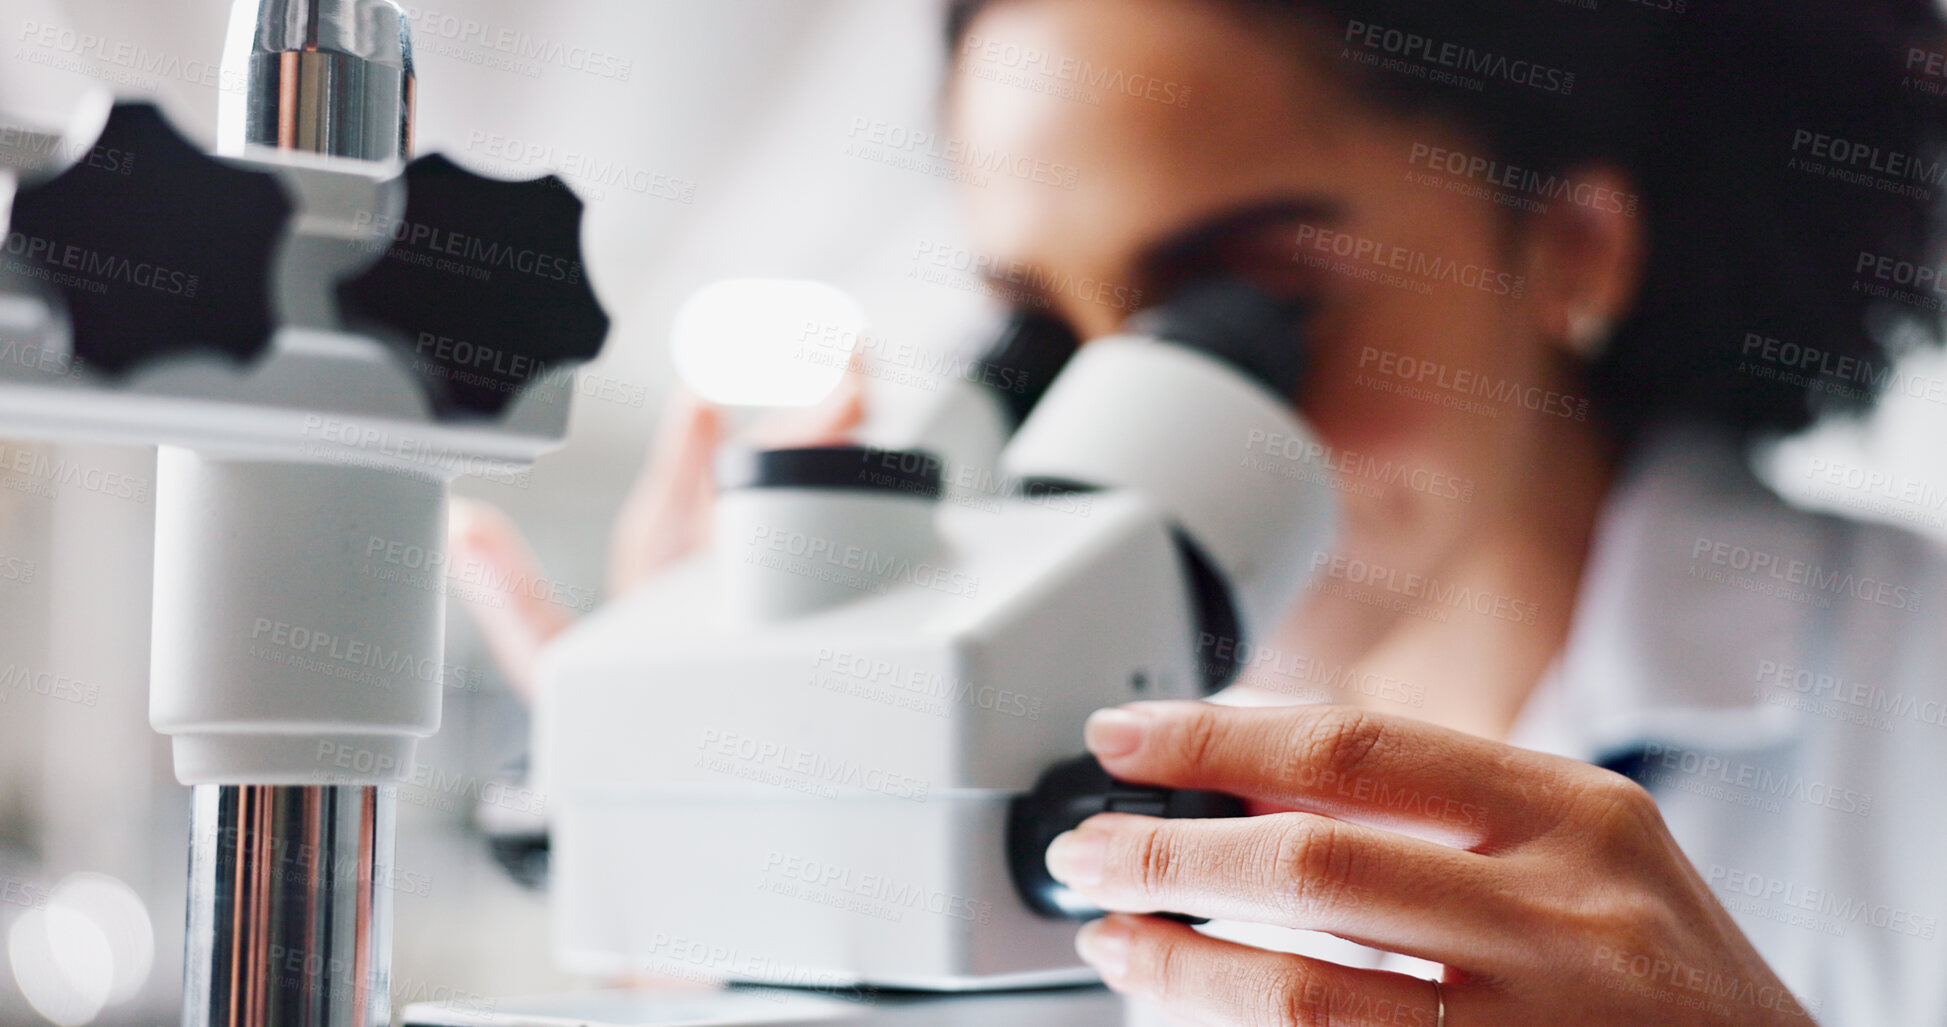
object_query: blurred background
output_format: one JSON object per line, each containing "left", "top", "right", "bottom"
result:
{"left": 0, "top": 0, "right": 1942, "bottom": 1024}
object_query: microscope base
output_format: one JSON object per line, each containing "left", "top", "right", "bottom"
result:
{"left": 401, "top": 984, "right": 1124, "bottom": 1027}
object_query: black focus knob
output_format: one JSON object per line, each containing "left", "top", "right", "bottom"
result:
{"left": 334, "top": 154, "right": 610, "bottom": 420}
{"left": 3, "top": 102, "right": 291, "bottom": 375}
{"left": 1007, "top": 753, "right": 1245, "bottom": 922}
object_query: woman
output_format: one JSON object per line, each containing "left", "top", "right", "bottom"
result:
{"left": 457, "top": 0, "right": 1947, "bottom": 1022}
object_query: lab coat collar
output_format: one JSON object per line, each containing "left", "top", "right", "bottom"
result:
{"left": 1531, "top": 422, "right": 1822, "bottom": 763}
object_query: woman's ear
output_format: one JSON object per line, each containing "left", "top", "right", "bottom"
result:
{"left": 1517, "top": 165, "right": 1646, "bottom": 360}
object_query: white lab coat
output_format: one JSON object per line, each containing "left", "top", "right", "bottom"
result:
{"left": 1141, "top": 424, "right": 1947, "bottom": 1026}
{"left": 1511, "top": 424, "right": 1947, "bottom": 1025}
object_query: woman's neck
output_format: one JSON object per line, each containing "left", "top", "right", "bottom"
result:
{"left": 1244, "top": 421, "right": 1615, "bottom": 742}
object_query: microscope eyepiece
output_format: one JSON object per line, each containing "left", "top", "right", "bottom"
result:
{"left": 976, "top": 309, "right": 1082, "bottom": 428}
{"left": 716, "top": 445, "right": 945, "bottom": 500}
{"left": 1126, "top": 278, "right": 1310, "bottom": 402}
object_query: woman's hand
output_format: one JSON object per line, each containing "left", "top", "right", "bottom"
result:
{"left": 448, "top": 375, "right": 863, "bottom": 699}
{"left": 1049, "top": 700, "right": 1813, "bottom": 1026}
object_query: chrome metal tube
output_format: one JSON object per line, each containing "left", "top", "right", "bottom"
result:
{"left": 220, "top": 0, "right": 415, "bottom": 160}
{"left": 183, "top": 785, "right": 396, "bottom": 1027}
{"left": 185, "top": 6, "right": 417, "bottom": 1023}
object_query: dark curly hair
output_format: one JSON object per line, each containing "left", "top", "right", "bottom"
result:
{"left": 947, "top": 0, "right": 1947, "bottom": 451}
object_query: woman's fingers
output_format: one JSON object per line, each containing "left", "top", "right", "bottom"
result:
{"left": 1080, "top": 914, "right": 1450, "bottom": 1027}
{"left": 608, "top": 390, "right": 726, "bottom": 596}
{"left": 447, "top": 498, "right": 575, "bottom": 701}
{"left": 1085, "top": 701, "right": 1578, "bottom": 847}
{"left": 1048, "top": 812, "right": 1501, "bottom": 968}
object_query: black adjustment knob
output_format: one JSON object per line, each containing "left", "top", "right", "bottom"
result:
{"left": 3, "top": 102, "right": 291, "bottom": 375}
{"left": 334, "top": 154, "right": 610, "bottom": 420}
{"left": 1007, "top": 753, "right": 1245, "bottom": 922}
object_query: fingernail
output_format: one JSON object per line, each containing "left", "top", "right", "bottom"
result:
{"left": 1076, "top": 918, "right": 1130, "bottom": 978}
{"left": 1045, "top": 829, "right": 1106, "bottom": 886}
{"left": 1084, "top": 708, "right": 1145, "bottom": 758}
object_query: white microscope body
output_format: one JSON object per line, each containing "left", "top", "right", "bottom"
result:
{"left": 538, "top": 289, "right": 1337, "bottom": 992}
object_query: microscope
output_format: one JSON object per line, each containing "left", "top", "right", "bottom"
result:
{"left": 1, "top": 2, "right": 607, "bottom": 1024}
{"left": 444, "top": 277, "right": 1339, "bottom": 1026}
{"left": 5, "top": 2, "right": 1340, "bottom": 1023}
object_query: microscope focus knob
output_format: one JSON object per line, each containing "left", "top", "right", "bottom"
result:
{"left": 4, "top": 102, "right": 291, "bottom": 375}
{"left": 1007, "top": 753, "right": 1245, "bottom": 922}
{"left": 334, "top": 154, "right": 610, "bottom": 419}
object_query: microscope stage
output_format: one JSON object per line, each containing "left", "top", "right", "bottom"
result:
{"left": 403, "top": 985, "right": 1123, "bottom": 1027}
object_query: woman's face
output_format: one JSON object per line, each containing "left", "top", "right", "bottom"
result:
{"left": 946, "top": 0, "right": 1627, "bottom": 657}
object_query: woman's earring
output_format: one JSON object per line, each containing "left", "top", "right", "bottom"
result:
{"left": 1565, "top": 305, "right": 1613, "bottom": 360}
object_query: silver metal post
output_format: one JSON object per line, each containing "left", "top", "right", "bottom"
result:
{"left": 184, "top": 785, "right": 397, "bottom": 1027}
{"left": 222, "top": 0, "right": 416, "bottom": 161}
{"left": 184, "top": 7, "right": 417, "bottom": 1027}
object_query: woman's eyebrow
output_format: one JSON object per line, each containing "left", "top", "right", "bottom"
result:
{"left": 1136, "top": 196, "right": 1344, "bottom": 276}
